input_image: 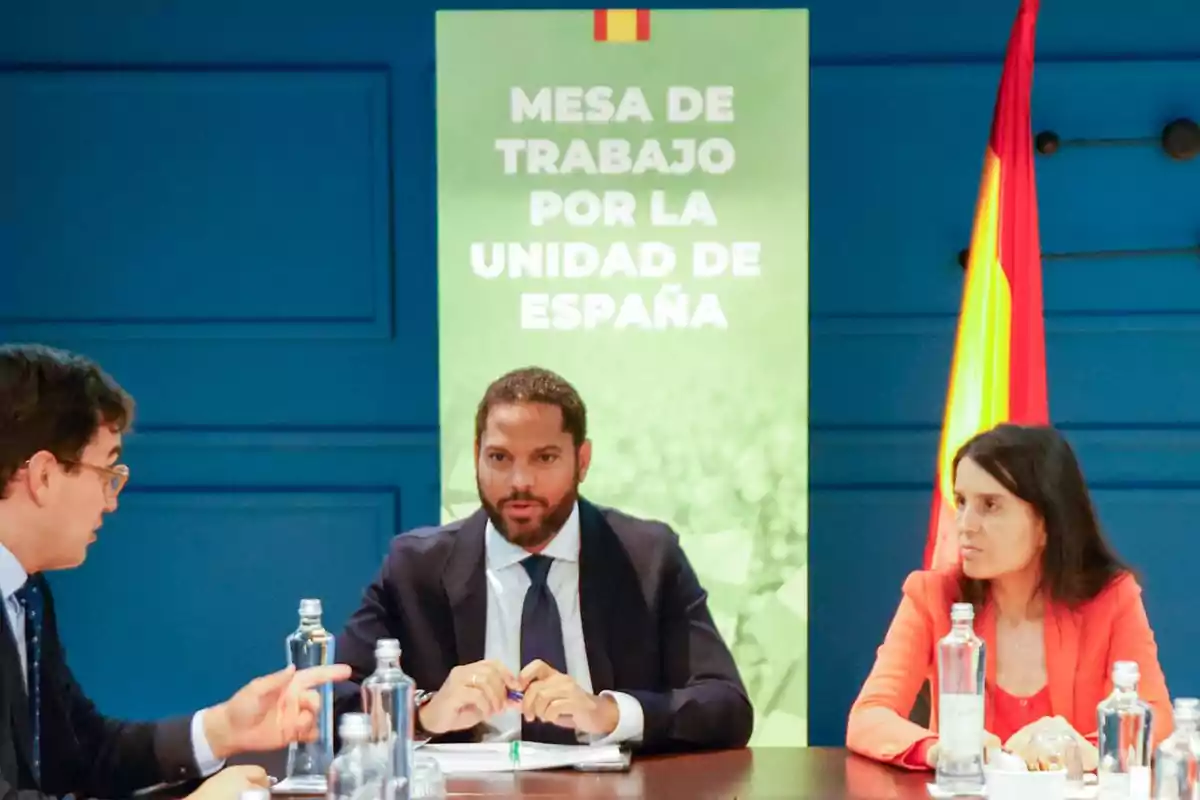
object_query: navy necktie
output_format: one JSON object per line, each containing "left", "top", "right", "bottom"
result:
{"left": 15, "top": 581, "right": 42, "bottom": 782}
{"left": 519, "top": 555, "right": 575, "bottom": 744}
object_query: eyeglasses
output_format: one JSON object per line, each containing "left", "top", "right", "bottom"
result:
{"left": 18, "top": 456, "right": 130, "bottom": 497}
{"left": 60, "top": 461, "right": 130, "bottom": 497}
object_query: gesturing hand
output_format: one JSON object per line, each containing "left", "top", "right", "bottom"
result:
{"left": 419, "top": 659, "right": 522, "bottom": 735}
{"left": 518, "top": 659, "right": 618, "bottom": 736}
{"left": 203, "top": 663, "right": 351, "bottom": 759}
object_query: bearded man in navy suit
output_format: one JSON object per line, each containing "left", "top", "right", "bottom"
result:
{"left": 335, "top": 366, "right": 753, "bottom": 754}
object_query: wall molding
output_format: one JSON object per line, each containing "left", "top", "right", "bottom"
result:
{"left": 812, "top": 425, "right": 1200, "bottom": 487}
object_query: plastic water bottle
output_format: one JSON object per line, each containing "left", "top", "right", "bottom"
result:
{"left": 1152, "top": 697, "right": 1199, "bottom": 799}
{"left": 935, "top": 602, "right": 986, "bottom": 795}
{"left": 361, "top": 638, "right": 416, "bottom": 800}
{"left": 1098, "top": 660, "right": 1154, "bottom": 800}
{"left": 328, "top": 712, "right": 388, "bottom": 800}
{"left": 284, "top": 598, "right": 336, "bottom": 782}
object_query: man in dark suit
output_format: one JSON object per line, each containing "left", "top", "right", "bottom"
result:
{"left": 0, "top": 344, "right": 349, "bottom": 800}
{"left": 336, "top": 366, "right": 753, "bottom": 753}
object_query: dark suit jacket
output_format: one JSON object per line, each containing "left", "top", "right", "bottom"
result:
{"left": 0, "top": 574, "right": 202, "bottom": 800}
{"left": 334, "top": 499, "right": 754, "bottom": 754}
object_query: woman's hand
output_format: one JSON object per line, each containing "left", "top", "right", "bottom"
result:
{"left": 1004, "top": 715, "right": 1098, "bottom": 772}
{"left": 926, "top": 731, "right": 1003, "bottom": 768}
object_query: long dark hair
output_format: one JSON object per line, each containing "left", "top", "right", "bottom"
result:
{"left": 953, "top": 423, "right": 1131, "bottom": 609}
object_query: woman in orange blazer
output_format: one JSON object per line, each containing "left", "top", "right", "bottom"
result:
{"left": 847, "top": 423, "right": 1173, "bottom": 770}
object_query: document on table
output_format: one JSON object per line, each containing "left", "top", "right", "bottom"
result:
{"left": 423, "top": 741, "right": 631, "bottom": 774}
{"left": 267, "top": 742, "right": 629, "bottom": 794}
{"left": 270, "top": 774, "right": 326, "bottom": 795}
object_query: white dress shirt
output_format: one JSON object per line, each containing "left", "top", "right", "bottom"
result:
{"left": 0, "top": 543, "right": 223, "bottom": 778}
{"left": 478, "top": 502, "right": 644, "bottom": 745}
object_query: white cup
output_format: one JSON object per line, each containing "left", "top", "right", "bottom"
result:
{"left": 984, "top": 767, "right": 1067, "bottom": 800}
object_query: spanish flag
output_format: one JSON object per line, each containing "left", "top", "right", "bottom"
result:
{"left": 594, "top": 9, "right": 650, "bottom": 42}
{"left": 925, "top": 0, "right": 1048, "bottom": 570}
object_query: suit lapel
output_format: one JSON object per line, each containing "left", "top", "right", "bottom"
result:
{"left": 577, "top": 501, "right": 614, "bottom": 693}
{"left": 1044, "top": 601, "right": 1080, "bottom": 721}
{"left": 0, "top": 596, "right": 35, "bottom": 778}
{"left": 443, "top": 510, "right": 488, "bottom": 667}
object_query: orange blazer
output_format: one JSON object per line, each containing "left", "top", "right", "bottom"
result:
{"left": 846, "top": 568, "right": 1174, "bottom": 768}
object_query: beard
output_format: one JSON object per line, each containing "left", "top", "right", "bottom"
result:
{"left": 478, "top": 469, "right": 580, "bottom": 550}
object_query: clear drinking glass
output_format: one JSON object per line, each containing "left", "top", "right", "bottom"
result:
{"left": 410, "top": 753, "right": 447, "bottom": 799}
{"left": 1028, "top": 730, "right": 1084, "bottom": 792}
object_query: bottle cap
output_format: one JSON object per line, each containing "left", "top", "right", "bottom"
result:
{"left": 1112, "top": 660, "right": 1140, "bottom": 685}
{"left": 1174, "top": 697, "right": 1200, "bottom": 719}
{"left": 240, "top": 790, "right": 271, "bottom": 800}
{"left": 375, "top": 638, "right": 401, "bottom": 658}
{"left": 950, "top": 602, "right": 975, "bottom": 622}
{"left": 339, "top": 712, "right": 371, "bottom": 739}
{"left": 298, "top": 598, "right": 323, "bottom": 617}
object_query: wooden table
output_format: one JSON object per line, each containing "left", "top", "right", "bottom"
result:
{"left": 240, "top": 747, "right": 933, "bottom": 798}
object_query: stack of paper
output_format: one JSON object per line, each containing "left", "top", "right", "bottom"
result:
{"left": 422, "top": 742, "right": 630, "bottom": 774}
{"left": 271, "top": 774, "right": 327, "bottom": 795}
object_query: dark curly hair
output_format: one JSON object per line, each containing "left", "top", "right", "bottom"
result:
{"left": 0, "top": 344, "right": 134, "bottom": 497}
{"left": 474, "top": 366, "right": 587, "bottom": 447}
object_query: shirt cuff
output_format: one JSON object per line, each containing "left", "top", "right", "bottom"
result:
{"left": 190, "top": 710, "right": 226, "bottom": 777}
{"left": 585, "top": 691, "right": 644, "bottom": 746}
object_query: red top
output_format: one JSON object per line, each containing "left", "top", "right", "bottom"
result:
{"left": 902, "top": 684, "right": 1052, "bottom": 768}
{"left": 991, "top": 684, "right": 1052, "bottom": 742}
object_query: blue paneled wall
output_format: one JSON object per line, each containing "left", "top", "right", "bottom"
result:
{"left": 1, "top": 0, "right": 1196, "bottom": 745}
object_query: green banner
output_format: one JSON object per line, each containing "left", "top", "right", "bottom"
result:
{"left": 435, "top": 8, "right": 809, "bottom": 746}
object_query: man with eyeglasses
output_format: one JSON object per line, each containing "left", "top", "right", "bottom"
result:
{"left": 0, "top": 344, "right": 350, "bottom": 800}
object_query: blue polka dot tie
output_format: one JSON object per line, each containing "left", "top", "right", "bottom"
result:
{"left": 15, "top": 581, "right": 42, "bottom": 783}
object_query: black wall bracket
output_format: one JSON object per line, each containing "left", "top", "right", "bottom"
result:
{"left": 957, "top": 244, "right": 1200, "bottom": 269}
{"left": 1034, "top": 118, "right": 1199, "bottom": 161}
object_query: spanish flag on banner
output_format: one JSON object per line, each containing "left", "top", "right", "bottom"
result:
{"left": 594, "top": 9, "right": 651, "bottom": 42}
{"left": 925, "top": 0, "right": 1048, "bottom": 570}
